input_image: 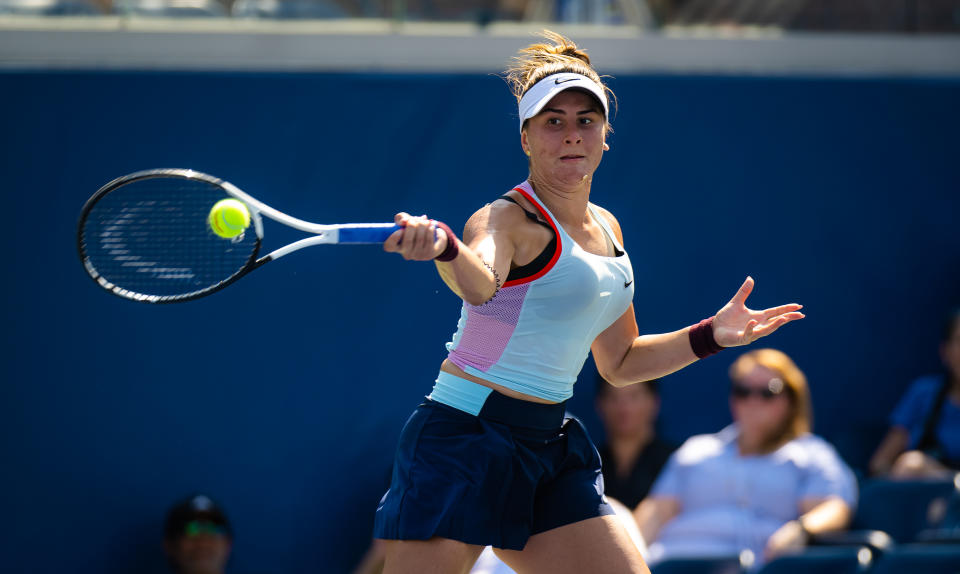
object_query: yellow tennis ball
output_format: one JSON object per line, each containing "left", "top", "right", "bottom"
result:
{"left": 208, "top": 199, "right": 250, "bottom": 239}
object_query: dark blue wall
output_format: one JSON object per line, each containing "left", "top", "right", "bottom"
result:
{"left": 2, "top": 71, "right": 958, "bottom": 574}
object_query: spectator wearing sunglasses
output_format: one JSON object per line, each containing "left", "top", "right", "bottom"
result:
{"left": 634, "top": 349, "right": 856, "bottom": 567}
{"left": 164, "top": 494, "right": 232, "bottom": 574}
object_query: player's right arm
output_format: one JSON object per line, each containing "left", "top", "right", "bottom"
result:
{"left": 383, "top": 203, "right": 521, "bottom": 306}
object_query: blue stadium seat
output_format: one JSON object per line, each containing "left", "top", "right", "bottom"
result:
{"left": 112, "top": 0, "right": 227, "bottom": 17}
{"left": 0, "top": 0, "right": 100, "bottom": 14}
{"left": 869, "top": 544, "right": 960, "bottom": 574}
{"left": 809, "top": 529, "right": 895, "bottom": 557}
{"left": 651, "top": 555, "right": 746, "bottom": 574}
{"left": 757, "top": 546, "right": 873, "bottom": 574}
{"left": 853, "top": 477, "right": 960, "bottom": 542}
{"left": 915, "top": 528, "right": 960, "bottom": 544}
{"left": 231, "top": 0, "right": 346, "bottom": 19}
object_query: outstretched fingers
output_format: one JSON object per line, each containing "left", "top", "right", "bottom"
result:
{"left": 761, "top": 303, "right": 804, "bottom": 321}
{"left": 751, "top": 312, "right": 805, "bottom": 340}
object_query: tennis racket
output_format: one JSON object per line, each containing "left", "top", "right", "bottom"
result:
{"left": 77, "top": 168, "right": 400, "bottom": 303}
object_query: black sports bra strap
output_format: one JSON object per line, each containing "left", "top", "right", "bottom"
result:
{"left": 497, "top": 195, "right": 553, "bottom": 230}
{"left": 496, "top": 195, "right": 558, "bottom": 283}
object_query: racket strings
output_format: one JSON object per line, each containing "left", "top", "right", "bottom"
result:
{"left": 80, "top": 178, "right": 258, "bottom": 300}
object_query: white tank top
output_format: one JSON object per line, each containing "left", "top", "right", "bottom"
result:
{"left": 445, "top": 181, "right": 635, "bottom": 402}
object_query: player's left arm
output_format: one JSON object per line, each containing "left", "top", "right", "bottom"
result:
{"left": 590, "top": 207, "right": 805, "bottom": 387}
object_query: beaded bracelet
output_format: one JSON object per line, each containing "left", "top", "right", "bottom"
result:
{"left": 480, "top": 260, "right": 501, "bottom": 305}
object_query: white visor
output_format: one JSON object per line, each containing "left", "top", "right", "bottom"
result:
{"left": 518, "top": 72, "right": 608, "bottom": 132}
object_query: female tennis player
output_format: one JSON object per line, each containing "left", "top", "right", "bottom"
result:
{"left": 375, "top": 31, "right": 804, "bottom": 574}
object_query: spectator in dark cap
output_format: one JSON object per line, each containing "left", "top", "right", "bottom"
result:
{"left": 164, "top": 494, "right": 232, "bottom": 574}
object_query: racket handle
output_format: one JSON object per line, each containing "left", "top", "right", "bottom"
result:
{"left": 337, "top": 224, "right": 402, "bottom": 244}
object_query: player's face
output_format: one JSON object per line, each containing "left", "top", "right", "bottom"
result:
{"left": 522, "top": 90, "right": 607, "bottom": 188}
{"left": 596, "top": 383, "right": 659, "bottom": 439}
{"left": 942, "top": 320, "right": 960, "bottom": 379}
{"left": 730, "top": 364, "right": 791, "bottom": 443}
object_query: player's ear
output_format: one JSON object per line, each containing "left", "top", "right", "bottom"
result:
{"left": 602, "top": 142, "right": 610, "bottom": 151}
{"left": 521, "top": 130, "right": 531, "bottom": 157}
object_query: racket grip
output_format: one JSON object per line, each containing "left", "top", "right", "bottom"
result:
{"left": 338, "top": 224, "right": 402, "bottom": 244}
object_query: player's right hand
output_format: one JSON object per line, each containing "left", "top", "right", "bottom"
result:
{"left": 383, "top": 212, "right": 447, "bottom": 261}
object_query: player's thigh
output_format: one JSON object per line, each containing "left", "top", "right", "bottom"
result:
{"left": 382, "top": 537, "right": 485, "bottom": 574}
{"left": 494, "top": 515, "right": 649, "bottom": 574}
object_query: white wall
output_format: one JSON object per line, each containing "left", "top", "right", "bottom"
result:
{"left": 1, "top": 17, "right": 959, "bottom": 76}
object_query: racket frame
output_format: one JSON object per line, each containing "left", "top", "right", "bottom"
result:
{"left": 77, "top": 168, "right": 398, "bottom": 303}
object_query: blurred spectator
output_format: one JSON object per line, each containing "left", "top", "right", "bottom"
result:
{"left": 870, "top": 309, "right": 960, "bottom": 479}
{"left": 164, "top": 494, "right": 233, "bottom": 574}
{"left": 369, "top": 0, "right": 527, "bottom": 22}
{"left": 634, "top": 349, "right": 856, "bottom": 567}
{"left": 0, "top": 0, "right": 102, "bottom": 15}
{"left": 595, "top": 374, "right": 676, "bottom": 508}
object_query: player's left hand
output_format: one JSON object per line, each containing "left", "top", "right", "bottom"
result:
{"left": 712, "top": 277, "right": 804, "bottom": 347}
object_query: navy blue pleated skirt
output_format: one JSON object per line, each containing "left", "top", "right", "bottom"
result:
{"left": 373, "top": 391, "right": 614, "bottom": 550}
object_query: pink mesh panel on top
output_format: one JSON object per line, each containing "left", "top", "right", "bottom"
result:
{"left": 447, "top": 283, "right": 530, "bottom": 372}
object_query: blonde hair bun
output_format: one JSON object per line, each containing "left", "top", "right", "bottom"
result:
{"left": 505, "top": 30, "right": 614, "bottom": 127}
